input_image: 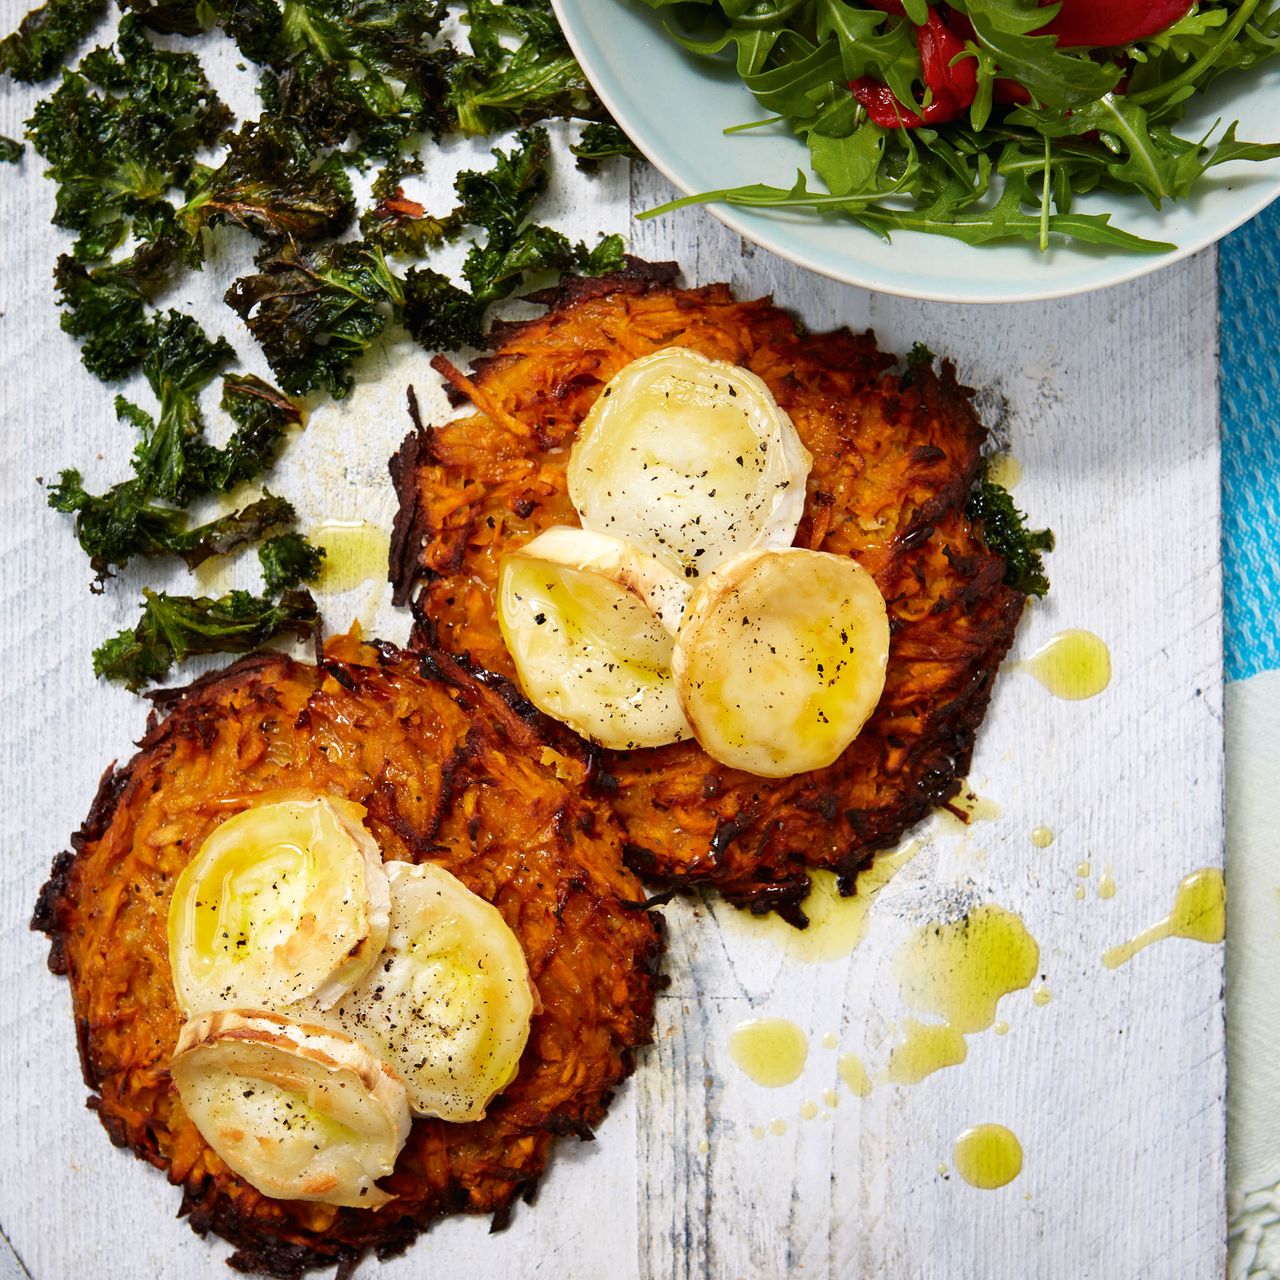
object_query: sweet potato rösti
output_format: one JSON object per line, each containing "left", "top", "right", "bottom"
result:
{"left": 33, "top": 635, "right": 665, "bottom": 1278}
{"left": 389, "top": 261, "right": 1025, "bottom": 921}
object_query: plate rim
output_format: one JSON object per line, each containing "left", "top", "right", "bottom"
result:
{"left": 553, "top": 0, "right": 1280, "bottom": 304}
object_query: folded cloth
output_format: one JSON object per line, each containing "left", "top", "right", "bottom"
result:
{"left": 1221, "top": 200, "right": 1280, "bottom": 683}
{"left": 1222, "top": 198, "right": 1280, "bottom": 1274}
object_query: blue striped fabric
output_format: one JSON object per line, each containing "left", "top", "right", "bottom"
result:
{"left": 1220, "top": 201, "right": 1280, "bottom": 684}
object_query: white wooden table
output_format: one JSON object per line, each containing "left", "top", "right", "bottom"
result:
{"left": 0, "top": 48, "right": 1224, "bottom": 1279}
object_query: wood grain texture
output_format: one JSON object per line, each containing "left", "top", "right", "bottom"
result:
{"left": 0, "top": 33, "right": 1224, "bottom": 1279}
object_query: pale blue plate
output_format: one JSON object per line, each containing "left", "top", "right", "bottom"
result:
{"left": 552, "top": 0, "right": 1280, "bottom": 303}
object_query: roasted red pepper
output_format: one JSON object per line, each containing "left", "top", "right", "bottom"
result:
{"left": 852, "top": 0, "right": 1181, "bottom": 127}
{"left": 851, "top": 7, "right": 977, "bottom": 129}
{"left": 1036, "top": 0, "right": 1195, "bottom": 48}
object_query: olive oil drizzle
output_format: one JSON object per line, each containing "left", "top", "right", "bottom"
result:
{"left": 727, "top": 1018, "right": 808, "bottom": 1087}
{"left": 1017, "top": 629, "right": 1111, "bottom": 700}
{"left": 953, "top": 1124, "right": 1023, "bottom": 1190}
{"left": 1102, "top": 868, "right": 1225, "bottom": 969}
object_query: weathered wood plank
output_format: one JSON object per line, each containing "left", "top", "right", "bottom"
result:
{"left": 628, "top": 163, "right": 1225, "bottom": 1280}
{"left": 0, "top": 39, "right": 1223, "bottom": 1278}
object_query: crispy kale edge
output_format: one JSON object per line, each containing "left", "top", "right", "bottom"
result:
{"left": 94, "top": 586, "right": 319, "bottom": 689}
{"left": 966, "top": 466, "right": 1054, "bottom": 598}
{"left": 0, "top": 0, "right": 107, "bottom": 83}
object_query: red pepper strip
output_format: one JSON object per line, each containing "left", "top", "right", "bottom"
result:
{"left": 851, "top": 8, "right": 977, "bottom": 129}
{"left": 1036, "top": 0, "right": 1195, "bottom": 48}
{"left": 864, "top": 0, "right": 906, "bottom": 11}
{"left": 993, "top": 78, "right": 1032, "bottom": 105}
{"left": 918, "top": 10, "right": 977, "bottom": 107}
{"left": 851, "top": 78, "right": 929, "bottom": 128}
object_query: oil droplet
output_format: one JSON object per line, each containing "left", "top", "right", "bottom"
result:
{"left": 751, "top": 1125, "right": 765, "bottom": 1141}
{"left": 799, "top": 1100, "right": 819, "bottom": 1121}
{"left": 837, "top": 1053, "right": 872, "bottom": 1098}
{"left": 937, "top": 1163, "right": 950, "bottom": 1177}
{"left": 768, "top": 1118, "right": 787, "bottom": 1137}
{"left": 994, "top": 1020, "right": 1010, "bottom": 1036}
{"left": 953, "top": 1124, "right": 1023, "bottom": 1190}
{"left": 728, "top": 1018, "right": 808, "bottom": 1087}
{"left": 822, "top": 1088, "right": 839, "bottom": 1109}
{"left": 311, "top": 521, "right": 390, "bottom": 593}
{"left": 941, "top": 785, "right": 1003, "bottom": 829}
{"left": 1074, "top": 886, "right": 1086, "bottom": 901}
{"left": 986, "top": 453, "right": 1022, "bottom": 489}
{"left": 1102, "top": 868, "right": 1225, "bottom": 970}
{"left": 697, "top": 1138, "right": 709, "bottom": 1155}
{"left": 897, "top": 904, "right": 1040, "bottom": 1033}
{"left": 1097, "top": 868, "right": 1116, "bottom": 900}
{"left": 1017, "top": 629, "right": 1111, "bottom": 701}
{"left": 1075, "top": 861, "right": 1091, "bottom": 878}
{"left": 718, "top": 840, "right": 922, "bottom": 963}
{"left": 821, "top": 1032, "right": 839, "bottom": 1050}
{"left": 1032, "top": 985, "right": 1051, "bottom": 1006}
{"left": 1030, "top": 826, "right": 1054, "bottom": 849}
{"left": 885, "top": 1018, "right": 968, "bottom": 1085}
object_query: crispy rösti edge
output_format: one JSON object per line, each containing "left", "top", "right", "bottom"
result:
{"left": 33, "top": 636, "right": 665, "bottom": 1278}
{"left": 389, "top": 260, "right": 1025, "bottom": 922}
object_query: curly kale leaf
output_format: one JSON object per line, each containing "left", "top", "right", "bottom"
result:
{"left": 450, "top": 0, "right": 602, "bottom": 136}
{"left": 48, "top": 327, "right": 300, "bottom": 580}
{"left": 0, "top": 136, "right": 21, "bottom": 162}
{"left": 179, "top": 122, "right": 355, "bottom": 247}
{"left": 94, "top": 586, "right": 319, "bottom": 689}
{"left": 49, "top": 474, "right": 295, "bottom": 577}
{"left": 121, "top": 330, "right": 299, "bottom": 505}
{"left": 203, "top": 373, "right": 305, "bottom": 491}
{"left": 259, "top": 531, "right": 325, "bottom": 592}
{"left": 359, "top": 187, "right": 462, "bottom": 255}
{"left": 52, "top": 309, "right": 300, "bottom": 544}
{"left": 457, "top": 127, "right": 626, "bottom": 295}
{"left": 966, "top": 470, "right": 1054, "bottom": 598}
{"left": 462, "top": 222, "right": 577, "bottom": 301}
{"left": 455, "top": 125, "right": 553, "bottom": 238}
{"left": 225, "top": 241, "right": 404, "bottom": 398}
{"left": 463, "top": 225, "right": 624, "bottom": 302}
{"left": 400, "top": 128, "right": 628, "bottom": 352}
{"left": 120, "top": 310, "right": 236, "bottom": 503}
{"left": 401, "top": 266, "right": 488, "bottom": 352}
{"left": 25, "top": 17, "right": 230, "bottom": 257}
{"left": 575, "top": 232, "right": 627, "bottom": 275}
{"left": 571, "top": 121, "right": 639, "bottom": 172}
{"left": 258, "top": 0, "right": 456, "bottom": 158}
{"left": 53, "top": 208, "right": 190, "bottom": 380}
{"left": 119, "top": 0, "right": 282, "bottom": 59}
{"left": 0, "top": 0, "right": 106, "bottom": 83}
{"left": 55, "top": 255, "right": 154, "bottom": 381}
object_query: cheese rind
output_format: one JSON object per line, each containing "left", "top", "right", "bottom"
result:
{"left": 171, "top": 1009, "right": 411, "bottom": 1209}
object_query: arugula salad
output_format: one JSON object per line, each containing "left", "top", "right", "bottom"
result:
{"left": 638, "top": 0, "right": 1280, "bottom": 250}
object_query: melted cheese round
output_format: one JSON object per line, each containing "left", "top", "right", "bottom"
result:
{"left": 329, "top": 860, "right": 538, "bottom": 1122}
{"left": 672, "top": 548, "right": 890, "bottom": 777}
{"left": 567, "top": 348, "right": 812, "bottom": 580}
{"left": 171, "top": 1010, "right": 411, "bottom": 1209}
{"left": 498, "top": 527, "right": 693, "bottom": 750}
{"left": 168, "top": 796, "right": 390, "bottom": 1015}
